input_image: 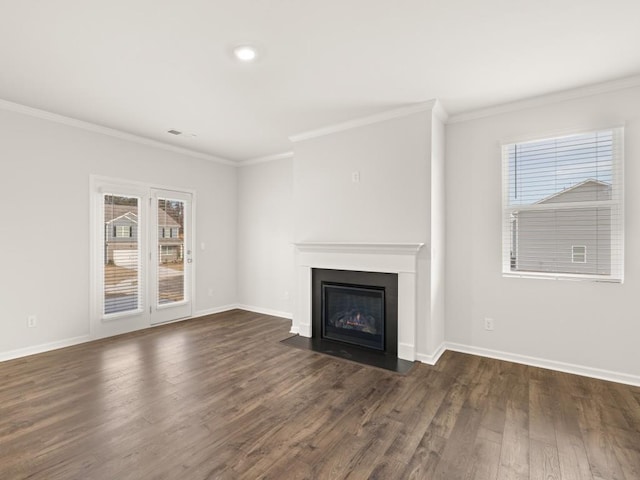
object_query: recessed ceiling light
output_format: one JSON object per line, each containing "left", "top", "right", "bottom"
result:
{"left": 233, "top": 45, "right": 258, "bottom": 62}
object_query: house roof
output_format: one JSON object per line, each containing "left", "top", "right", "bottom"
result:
{"left": 536, "top": 179, "right": 612, "bottom": 204}
{"left": 104, "top": 205, "right": 138, "bottom": 223}
{"left": 156, "top": 210, "right": 181, "bottom": 228}
{"left": 105, "top": 205, "right": 181, "bottom": 227}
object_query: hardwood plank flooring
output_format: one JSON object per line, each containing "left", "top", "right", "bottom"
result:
{"left": 0, "top": 310, "right": 639, "bottom": 479}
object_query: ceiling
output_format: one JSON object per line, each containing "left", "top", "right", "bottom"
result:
{"left": 1, "top": 1, "right": 639, "bottom": 162}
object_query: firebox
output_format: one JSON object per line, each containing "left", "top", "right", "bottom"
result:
{"left": 322, "top": 283, "right": 385, "bottom": 350}
{"left": 312, "top": 268, "right": 398, "bottom": 355}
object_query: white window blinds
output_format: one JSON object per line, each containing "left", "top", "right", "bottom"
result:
{"left": 502, "top": 127, "right": 624, "bottom": 281}
{"left": 103, "top": 194, "right": 142, "bottom": 315}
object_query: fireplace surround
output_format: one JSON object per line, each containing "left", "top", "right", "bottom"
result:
{"left": 293, "top": 242, "right": 424, "bottom": 362}
{"left": 313, "top": 268, "right": 398, "bottom": 354}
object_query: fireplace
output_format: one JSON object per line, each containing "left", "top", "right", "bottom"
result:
{"left": 292, "top": 242, "right": 424, "bottom": 363}
{"left": 312, "top": 268, "right": 398, "bottom": 355}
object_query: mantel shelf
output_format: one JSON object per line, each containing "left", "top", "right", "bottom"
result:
{"left": 293, "top": 242, "right": 426, "bottom": 255}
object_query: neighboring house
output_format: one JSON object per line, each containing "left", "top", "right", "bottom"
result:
{"left": 156, "top": 210, "right": 183, "bottom": 264}
{"left": 512, "top": 179, "right": 612, "bottom": 275}
{"left": 104, "top": 205, "right": 183, "bottom": 266}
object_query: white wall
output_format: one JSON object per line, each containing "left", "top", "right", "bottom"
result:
{"left": 446, "top": 86, "right": 640, "bottom": 378}
{"left": 292, "top": 112, "right": 431, "bottom": 243}
{"left": 0, "top": 107, "right": 237, "bottom": 356}
{"left": 237, "top": 158, "right": 294, "bottom": 317}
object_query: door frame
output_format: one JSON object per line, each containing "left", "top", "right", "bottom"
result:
{"left": 89, "top": 175, "right": 196, "bottom": 339}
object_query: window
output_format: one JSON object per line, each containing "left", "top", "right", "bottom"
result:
{"left": 115, "top": 225, "right": 132, "bottom": 238}
{"left": 502, "top": 127, "right": 623, "bottom": 281}
{"left": 103, "top": 195, "right": 141, "bottom": 315}
{"left": 572, "top": 245, "right": 587, "bottom": 263}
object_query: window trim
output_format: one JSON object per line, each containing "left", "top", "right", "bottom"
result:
{"left": 501, "top": 127, "right": 624, "bottom": 283}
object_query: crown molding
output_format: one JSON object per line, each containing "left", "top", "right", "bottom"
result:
{"left": 289, "top": 100, "right": 437, "bottom": 143}
{"left": 238, "top": 151, "right": 294, "bottom": 166}
{"left": 432, "top": 99, "right": 449, "bottom": 124}
{"left": 448, "top": 74, "right": 640, "bottom": 124}
{"left": 0, "top": 98, "right": 236, "bottom": 166}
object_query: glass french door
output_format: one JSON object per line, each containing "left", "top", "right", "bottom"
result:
{"left": 98, "top": 182, "right": 192, "bottom": 325}
{"left": 103, "top": 193, "right": 144, "bottom": 317}
{"left": 149, "top": 189, "right": 192, "bottom": 324}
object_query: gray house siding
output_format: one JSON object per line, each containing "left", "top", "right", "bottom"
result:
{"left": 514, "top": 207, "right": 612, "bottom": 275}
{"left": 106, "top": 215, "right": 139, "bottom": 242}
{"left": 103, "top": 208, "right": 183, "bottom": 265}
{"left": 513, "top": 179, "right": 613, "bottom": 275}
{"left": 104, "top": 214, "right": 138, "bottom": 265}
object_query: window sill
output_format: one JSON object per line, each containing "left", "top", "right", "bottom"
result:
{"left": 503, "top": 271, "right": 622, "bottom": 283}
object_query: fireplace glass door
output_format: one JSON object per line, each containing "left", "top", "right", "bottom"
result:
{"left": 321, "top": 283, "right": 385, "bottom": 350}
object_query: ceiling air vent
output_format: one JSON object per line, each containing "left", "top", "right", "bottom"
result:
{"left": 167, "top": 129, "right": 182, "bottom": 135}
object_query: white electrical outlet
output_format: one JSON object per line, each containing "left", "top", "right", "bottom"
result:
{"left": 351, "top": 171, "right": 360, "bottom": 183}
{"left": 484, "top": 317, "right": 494, "bottom": 331}
{"left": 208, "top": 288, "right": 214, "bottom": 297}
{"left": 284, "top": 291, "right": 290, "bottom": 300}
{"left": 27, "top": 315, "right": 37, "bottom": 328}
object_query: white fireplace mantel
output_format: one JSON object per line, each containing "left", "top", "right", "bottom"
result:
{"left": 294, "top": 242, "right": 424, "bottom": 255}
{"left": 292, "top": 242, "right": 426, "bottom": 361}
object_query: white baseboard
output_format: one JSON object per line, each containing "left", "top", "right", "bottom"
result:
{"left": 445, "top": 342, "right": 640, "bottom": 387}
{"left": 0, "top": 305, "right": 281, "bottom": 364}
{"left": 416, "top": 342, "right": 447, "bottom": 365}
{"left": 236, "top": 304, "right": 293, "bottom": 320}
{"left": 193, "top": 304, "right": 240, "bottom": 318}
{"left": 298, "top": 323, "right": 312, "bottom": 337}
{"left": 398, "top": 342, "right": 416, "bottom": 362}
{"left": 289, "top": 325, "right": 300, "bottom": 334}
{"left": 0, "top": 335, "right": 92, "bottom": 363}
{"left": 1, "top": 304, "right": 241, "bottom": 363}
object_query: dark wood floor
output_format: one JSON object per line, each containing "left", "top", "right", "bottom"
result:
{"left": 1, "top": 310, "right": 639, "bottom": 479}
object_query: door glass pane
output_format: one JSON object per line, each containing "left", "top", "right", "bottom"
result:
{"left": 157, "top": 198, "right": 185, "bottom": 305}
{"left": 104, "top": 195, "right": 140, "bottom": 315}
